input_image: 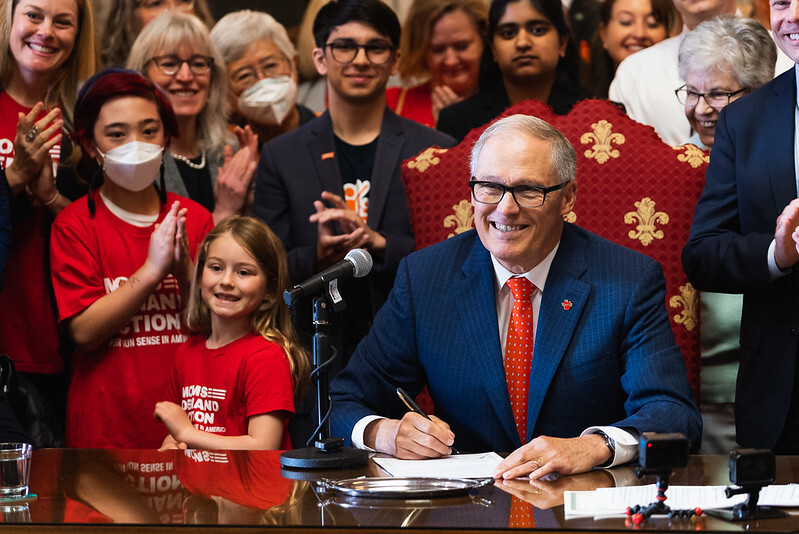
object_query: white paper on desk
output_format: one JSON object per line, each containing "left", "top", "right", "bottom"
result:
{"left": 564, "top": 484, "right": 799, "bottom": 519}
{"left": 373, "top": 452, "right": 503, "bottom": 478}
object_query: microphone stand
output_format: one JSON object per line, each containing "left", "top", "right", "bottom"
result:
{"left": 280, "top": 292, "right": 368, "bottom": 470}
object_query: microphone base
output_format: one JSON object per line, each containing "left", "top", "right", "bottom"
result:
{"left": 280, "top": 446, "right": 369, "bottom": 470}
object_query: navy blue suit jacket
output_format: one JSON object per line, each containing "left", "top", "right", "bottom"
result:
{"left": 253, "top": 109, "right": 455, "bottom": 312}
{"left": 331, "top": 224, "right": 701, "bottom": 452}
{"left": 683, "top": 68, "right": 799, "bottom": 449}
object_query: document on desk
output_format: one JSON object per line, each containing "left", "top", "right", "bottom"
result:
{"left": 373, "top": 452, "right": 503, "bottom": 479}
{"left": 564, "top": 484, "right": 799, "bottom": 519}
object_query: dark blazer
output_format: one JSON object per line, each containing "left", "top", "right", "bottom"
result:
{"left": 253, "top": 109, "right": 455, "bottom": 313}
{"left": 330, "top": 225, "right": 702, "bottom": 453}
{"left": 436, "top": 80, "right": 588, "bottom": 142}
{"left": 683, "top": 68, "right": 799, "bottom": 449}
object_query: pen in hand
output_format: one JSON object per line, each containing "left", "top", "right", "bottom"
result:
{"left": 396, "top": 387, "right": 459, "bottom": 454}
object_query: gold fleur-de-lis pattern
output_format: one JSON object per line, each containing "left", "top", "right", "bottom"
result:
{"left": 669, "top": 283, "right": 698, "bottom": 331}
{"left": 580, "top": 120, "right": 625, "bottom": 164}
{"left": 674, "top": 145, "right": 709, "bottom": 168}
{"left": 444, "top": 200, "right": 474, "bottom": 238}
{"left": 624, "top": 197, "right": 669, "bottom": 246}
{"left": 407, "top": 147, "right": 448, "bottom": 173}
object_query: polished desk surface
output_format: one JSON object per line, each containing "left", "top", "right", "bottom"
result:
{"left": 1, "top": 448, "right": 798, "bottom": 532}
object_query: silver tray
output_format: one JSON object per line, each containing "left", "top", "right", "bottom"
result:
{"left": 317, "top": 477, "right": 493, "bottom": 499}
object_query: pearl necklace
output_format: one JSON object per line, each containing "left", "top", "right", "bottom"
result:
{"left": 171, "top": 148, "right": 206, "bottom": 170}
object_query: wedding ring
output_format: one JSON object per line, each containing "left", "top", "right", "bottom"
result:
{"left": 25, "top": 125, "right": 39, "bottom": 142}
{"left": 530, "top": 457, "right": 541, "bottom": 471}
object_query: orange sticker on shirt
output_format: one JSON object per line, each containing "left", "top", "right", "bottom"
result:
{"left": 343, "top": 179, "right": 370, "bottom": 222}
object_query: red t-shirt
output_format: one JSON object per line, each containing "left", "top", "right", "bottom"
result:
{"left": 176, "top": 449, "right": 292, "bottom": 512}
{"left": 63, "top": 450, "right": 188, "bottom": 524}
{"left": 50, "top": 191, "right": 214, "bottom": 448}
{"left": 168, "top": 332, "right": 295, "bottom": 450}
{"left": 0, "top": 90, "right": 63, "bottom": 373}
{"left": 386, "top": 83, "right": 435, "bottom": 128}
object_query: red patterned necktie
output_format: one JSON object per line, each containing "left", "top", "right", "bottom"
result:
{"left": 508, "top": 495, "right": 536, "bottom": 528}
{"left": 505, "top": 277, "right": 535, "bottom": 444}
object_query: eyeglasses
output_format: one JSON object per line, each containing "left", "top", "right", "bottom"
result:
{"left": 674, "top": 85, "right": 747, "bottom": 108}
{"left": 469, "top": 179, "right": 568, "bottom": 208}
{"left": 324, "top": 39, "right": 395, "bottom": 65}
{"left": 148, "top": 55, "right": 213, "bottom": 76}
{"left": 136, "top": 0, "right": 195, "bottom": 11}
{"left": 231, "top": 56, "right": 291, "bottom": 89}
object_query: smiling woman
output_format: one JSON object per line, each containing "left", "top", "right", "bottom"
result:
{"left": 127, "top": 10, "right": 259, "bottom": 223}
{"left": 0, "top": 0, "right": 96, "bottom": 446}
{"left": 386, "top": 0, "right": 488, "bottom": 127}
{"left": 583, "top": 0, "right": 674, "bottom": 98}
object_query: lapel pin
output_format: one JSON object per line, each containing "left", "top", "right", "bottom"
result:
{"left": 321, "top": 151, "right": 334, "bottom": 160}
{"left": 562, "top": 299, "right": 573, "bottom": 311}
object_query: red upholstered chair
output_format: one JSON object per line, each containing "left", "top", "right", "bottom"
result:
{"left": 402, "top": 98, "right": 707, "bottom": 400}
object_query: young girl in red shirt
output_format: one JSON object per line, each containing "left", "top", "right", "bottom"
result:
{"left": 155, "top": 216, "right": 309, "bottom": 450}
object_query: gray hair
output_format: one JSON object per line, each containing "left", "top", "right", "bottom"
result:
{"left": 470, "top": 115, "right": 577, "bottom": 185}
{"left": 678, "top": 16, "right": 776, "bottom": 92}
{"left": 126, "top": 11, "right": 230, "bottom": 150}
{"left": 210, "top": 10, "right": 296, "bottom": 65}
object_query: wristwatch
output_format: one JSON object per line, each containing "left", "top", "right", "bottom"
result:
{"left": 596, "top": 431, "right": 616, "bottom": 468}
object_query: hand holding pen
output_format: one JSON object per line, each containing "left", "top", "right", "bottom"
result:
{"left": 396, "top": 388, "right": 459, "bottom": 455}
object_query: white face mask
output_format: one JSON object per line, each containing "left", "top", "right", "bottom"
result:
{"left": 96, "top": 141, "right": 163, "bottom": 192}
{"left": 237, "top": 76, "right": 297, "bottom": 126}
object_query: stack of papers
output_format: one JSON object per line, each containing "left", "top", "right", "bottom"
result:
{"left": 373, "top": 452, "right": 502, "bottom": 478}
{"left": 564, "top": 484, "right": 799, "bottom": 518}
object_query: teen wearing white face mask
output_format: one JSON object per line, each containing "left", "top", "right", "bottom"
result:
{"left": 49, "top": 70, "right": 214, "bottom": 449}
{"left": 211, "top": 10, "right": 317, "bottom": 148}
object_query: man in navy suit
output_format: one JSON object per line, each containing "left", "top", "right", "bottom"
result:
{"left": 330, "top": 114, "right": 700, "bottom": 479}
{"left": 683, "top": 0, "right": 799, "bottom": 454}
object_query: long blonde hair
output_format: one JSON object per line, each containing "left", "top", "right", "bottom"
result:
{"left": 0, "top": 0, "right": 97, "bottom": 122}
{"left": 186, "top": 216, "right": 309, "bottom": 396}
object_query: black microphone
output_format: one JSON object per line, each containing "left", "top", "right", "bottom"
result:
{"left": 284, "top": 249, "right": 373, "bottom": 306}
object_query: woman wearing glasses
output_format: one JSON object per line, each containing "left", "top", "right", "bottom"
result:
{"left": 100, "top": 0, "right": 214, "bottom": 69}
{"left": 128, "top": 11, "right": 258, "bottom": 223}
{"left": 675, "top": 15, "right": 776, "bottom": 455}
{"left": 211, "top": 10, "right": 316, "bottom": 148}
{"left": 676, "top": 16, "right": 775, "bottom": 150}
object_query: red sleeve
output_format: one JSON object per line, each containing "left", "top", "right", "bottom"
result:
{"left": 242, "top": 339, "right": 295, "bottom": 418}
{"left": 50, "top": 205, "right": 105, "bottom": 323}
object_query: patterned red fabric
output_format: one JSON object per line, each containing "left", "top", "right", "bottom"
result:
{"left": 506, "top": 278, "right": 535, "bottom": 444}
{"left": 402, "top": 98, "right": 706, "bottom": 400}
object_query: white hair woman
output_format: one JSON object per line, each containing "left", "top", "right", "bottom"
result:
{"left": 211, "top": 10, "right": 317, "bottom": 148}
{"left": 676, "top": 15, "right": 776, "bottom": 149}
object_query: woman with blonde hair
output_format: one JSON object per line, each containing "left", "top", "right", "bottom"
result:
{"left": 127, "top": 10, "right": 257, "bottom": 223}
{"left": 387, "top": 0, "right": 488, "bottom": 127}
{"left": 0, "top": 0, "right": 97, "bottom": 445}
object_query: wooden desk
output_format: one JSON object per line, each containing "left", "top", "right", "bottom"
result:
{"left": 2, "top": 449, "right": 796, "bottom": 532}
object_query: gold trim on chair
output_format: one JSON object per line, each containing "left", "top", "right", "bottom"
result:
{"left": 444, "top": 200, "right": 474, "bottom": 238}
{"left": 407, "top": 147, "right": 449, "bottom": 172}
{"left": 673, "top": 145, "right": 709, "bottom": 168}
{"left": 669, "top": 283, "right": 698, "bottom": 332}
{"left": 580, "top": 120, "right": 625, "bottom": 164}
{"left": 624, "top": 197, "right": 669, "bottom": 246}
